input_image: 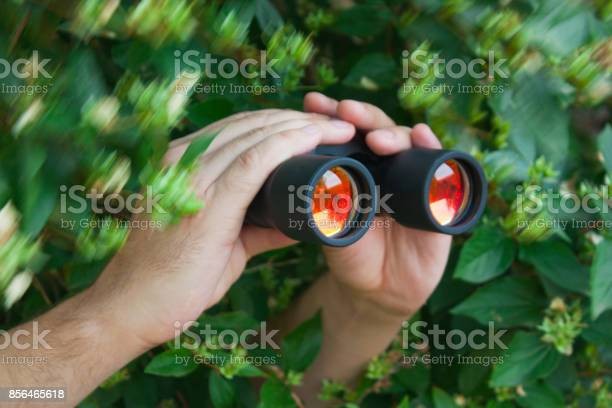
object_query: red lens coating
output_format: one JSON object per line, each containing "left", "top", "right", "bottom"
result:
{"left": 312, "top": 167, "right": 356, "bottom": 237}
{"left": 429, "top": 160, "right": 469, "bottom": 226}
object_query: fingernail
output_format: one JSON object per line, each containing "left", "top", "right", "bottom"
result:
{"left": 302, "top": 124, "right": 320, "bottom": 135}
{"left": 331, "top": 120, "right": 352, "bottom": 129}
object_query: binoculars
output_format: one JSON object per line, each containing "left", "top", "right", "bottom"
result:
{"left": 246, "top": 134, "right": 487, "bottom": 246}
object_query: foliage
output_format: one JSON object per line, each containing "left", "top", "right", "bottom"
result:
{"left": 0, "top": 0, "right": 611, "bottom": 407}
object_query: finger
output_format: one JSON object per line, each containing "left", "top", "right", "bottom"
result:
{"left": 203, "top": 125, "right": 327, "bottom": 242}
{"left": 411, "top": 124, "right": 442, "bottom": 149}
{"left": 169, "top": 109, "right": 283, "bottom": 148}
{"left": 304, "top": 92, "right": 339, "bottom": 116}
{"left": 365, "top": 126, "right": 413, "bottom": 155}
{"left": 336, "top": 99, "right": 396, "bottom": 129}
{"left": 240, "top": 226, "right": 296, "bottom": 258}
{"left": 170, "top": 110, "right": 329, "bottom": 155}
{"left": 192, "top": 118, "right": 355, "bottom": 191}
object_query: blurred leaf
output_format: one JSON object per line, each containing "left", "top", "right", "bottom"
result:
{"left": 591, "top": 238, "right": 612, "bottom": 319}
{"left": 452, "top": 276, "right": 546, "bottom": 327}
{"left": 257, "top": 378, "right": 296, "bottom": 408}
{"left": 198, "top": 311, "right": 259, "bottom": 333}
{"left": 519, "top": 240, "right": 589, "bottom": 295}
{"left": 333, "top": 2, "right": 392, "bottom": 37}
{"left": 187, "top": 98, "right": 235, "bottom": 128}
{"left": 281, "top": 311, "right": 322, "bottom": 373}
{"left": 343, "top": 53, "right": 397, "bottom": 90}
{"left": 454, "top": 226, "right": 516, "bottom": 283}
{"left": 209, "top": 370, "right": 236, "bottom": 408}
{"left": 516, "top": 381, "right": 564, "bottom": 408}
{"left": 255, "top": 0, "right": 283, "bottom": 36}
{"left": 178, "top": 132, "right": 217, "bottom": 169}
{"left": 144, "top": 348, "right": 197, "bottom": 378}
{"left": 432, "top": 387, "right": 458, "bottom": 408}
{"left": 523, "top": 0, "right": 604, "bottom": 57}
{"left": 489, "top": 71, "right": 571, "bottom": 168}
{"left": 490, "top": 332, "right": 561, "bottom": 387}
{"left": 582, "top": 310, "right": 612, "bottom": 347}
{"left": 598, "top": 124, "right": 612, "bottom": 175}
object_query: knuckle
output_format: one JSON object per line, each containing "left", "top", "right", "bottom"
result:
{"left": 237, "top": 145, "right": 262, "bottom": 170}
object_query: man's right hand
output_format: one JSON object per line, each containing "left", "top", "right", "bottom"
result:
{"left": 88, "top": 109, "right": 357, "bottom": 350}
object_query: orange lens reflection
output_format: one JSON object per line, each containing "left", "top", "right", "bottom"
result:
{"left": 312, "top": 167, "right": 355, "bottom": 237}
{"left": 429, "top": 160, "right": 469, "bottom": 226}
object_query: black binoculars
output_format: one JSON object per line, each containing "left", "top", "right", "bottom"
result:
{"left": 246, "top": 134, "right": 487, "bottom": 246}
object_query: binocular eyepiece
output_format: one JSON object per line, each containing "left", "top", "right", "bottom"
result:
{"left": 246, "top": 134, "right": 487, "bottom": 247}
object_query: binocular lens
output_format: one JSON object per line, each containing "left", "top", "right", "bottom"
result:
{"left": 428, "top": 160, "right": 470, "bottom": 226}
{"left": 312, "top": 167, "right": 357, "bottom": 237}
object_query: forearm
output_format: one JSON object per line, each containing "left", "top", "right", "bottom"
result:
{"left": 275, "top": 274, "right": 407, "bottom": 406}
{"left": 0, "top": 288, "right": 148, "bottom": 407}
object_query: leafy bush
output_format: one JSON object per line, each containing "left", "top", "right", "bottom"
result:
{"left": 0, "top": 0, "right": 611, "bottom": 407}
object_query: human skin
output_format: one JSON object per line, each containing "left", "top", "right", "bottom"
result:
{"left": 276, "top": 93, "right": 452, "bottom": 406}
{"left": 0, "top": 96, "right": 450, "bottom": 407}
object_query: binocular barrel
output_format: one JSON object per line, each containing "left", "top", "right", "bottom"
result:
{"left": 246, "top": 136, "right": 487, "bottom": 246}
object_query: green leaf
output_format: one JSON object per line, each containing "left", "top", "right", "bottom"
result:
{"left": 489, "top": 71, "right": 571, "bottom": 168}
{"left": 281, "top": 311, "right": 323, "bottom": 373}
{"left": 257, "top": 378, "right": 296, "bottom": 408}
{"left": 255, "top": 0, "right": 283, "bottom": 36}
{"left": 342, "top": 53, "right": 397, "bottom": 90}
{"left": 333, "top": 2, "right": 392, "bottom": 37}
{"left": 187, "top": 98, "right": 234, "bottom": 128}
{"left": 490, "top": 332, "right": 562, "bottom": 387}
{"left": 598, "top": 124, "right": 612, "bottom": 175}
{"left": 519, "top": 240, "right": 589, "bottom": 295}
{"left": 517, "top": 382, "right": 565, "bottom": 408}
{"left": 144, "top": 348, "right": 197, "bottom": 378}
{"left": 582, "top": 310, "right": 612, "bottom": 347}
{"left": 452, "top": 276, "right": 546, "bottom": 328}
{"left": 178, "top": 132, "right": 217, "bottom": 169}
{"left": 198, "top": 311, "right": 259, "bottom": 333}
{"left": 591, "top": 238, "right": 612, "bottom": 319}
{"left": 454, "top": 226, "right": 516, "bottom": 283}
{"left": 397, "top": 396, "right": 410, "bottom": 408}
{"left": 209, "top": 371, "right": 236, "bottom": 408}
{"left": 432, "top": 387, "right": 459, "bottom": 408}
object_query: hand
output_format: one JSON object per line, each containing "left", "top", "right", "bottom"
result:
{"left": 87, "top": 109, "right": 356, "bottom": 349}
{"left": 304, "top": 92, "right": 452, "bottom": 319}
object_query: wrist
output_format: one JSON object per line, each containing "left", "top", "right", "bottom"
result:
{"left": 80, "top": 284, "right": 152, "bottom": 357}
{"left": 321, "top": 274, "right": 408, "bottom": 329}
